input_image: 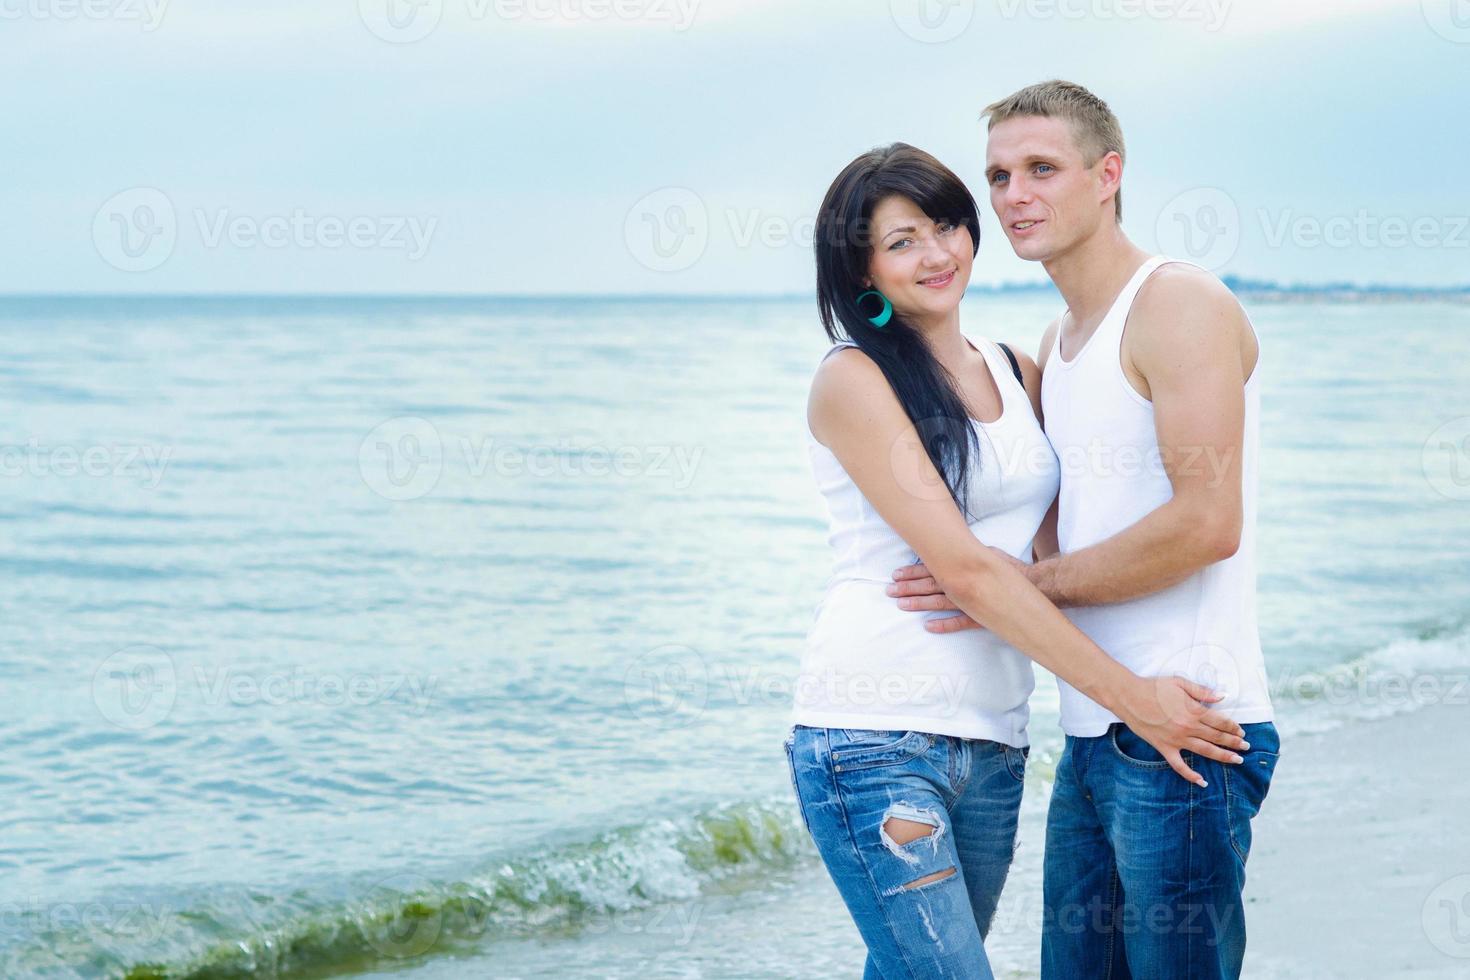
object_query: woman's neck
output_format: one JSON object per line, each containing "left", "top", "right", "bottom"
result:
{"left": 908, "top": 307, "right": 973, "bottom": 368}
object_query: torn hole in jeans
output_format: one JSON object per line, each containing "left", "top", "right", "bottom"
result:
{"left": 879, "top": 802, "right": 945, "bottom": 867}
{"left": 900, "top": 867, "right": 956, "bottom": 891}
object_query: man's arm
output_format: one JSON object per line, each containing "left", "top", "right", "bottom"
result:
{"left": 810, "top": 344, "right": 1245, "bottom": 785}
{"left": 892, "top": 267, "right": 1255, "bottom": 616}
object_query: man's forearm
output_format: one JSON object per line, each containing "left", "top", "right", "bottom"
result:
{"left": 1025, "top": 497, "right": 1238, "bottom": 607}
{"left": 933, "top": 553, "right": 1138, "bottom": 713}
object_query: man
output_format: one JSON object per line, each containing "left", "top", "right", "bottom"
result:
{"left": 887, "top": 80, "right": 1279, "bottom": 978}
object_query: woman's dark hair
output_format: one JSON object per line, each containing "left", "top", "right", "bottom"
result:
{"left": 814, "top": 142, "right": 983, "bottom": 516}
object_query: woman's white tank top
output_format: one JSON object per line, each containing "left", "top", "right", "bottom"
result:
{"left": 792, "top": 335, "right": 1061, "bottom": 747}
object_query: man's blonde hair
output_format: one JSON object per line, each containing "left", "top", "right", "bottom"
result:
{"left": 982, "top": 80, "right": 1125, "bottom": 221}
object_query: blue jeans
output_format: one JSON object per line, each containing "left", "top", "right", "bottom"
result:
{"left": 1041, "top": 721, "right": 1281, "bottom": 979}
{"left": 785, "top": 725, "right": 1027, "bottom": 980}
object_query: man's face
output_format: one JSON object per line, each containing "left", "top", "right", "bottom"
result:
{"left": 985, "top": 115, "right": 1111, "bottom": 262}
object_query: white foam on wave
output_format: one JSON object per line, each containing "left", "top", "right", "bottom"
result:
{"left": 1267, "top": 621, "right": 1470, "bottom": 737}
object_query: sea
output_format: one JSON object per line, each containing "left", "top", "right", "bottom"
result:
{"left": 2, "top": 293, "right": 1468, "bottom": 978}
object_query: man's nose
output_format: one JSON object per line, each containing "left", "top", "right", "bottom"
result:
{"left": 1004, "top": 176, "right": 1031, "bottom": 209}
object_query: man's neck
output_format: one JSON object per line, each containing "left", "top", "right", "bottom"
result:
{"left": 1042, "top": 224, "right": 1153, "bottom": 329}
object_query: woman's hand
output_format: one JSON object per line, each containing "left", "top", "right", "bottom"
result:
{"left": 1113, "top": 676, "right": 1249, "bottom": 787}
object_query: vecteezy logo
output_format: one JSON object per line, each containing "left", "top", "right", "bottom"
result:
{"left": 1423, "top": 874, "right": 1470, "bottom": 958}
{"left": 624, "top": 188, "right": 708, "bottom": 273}
{"left": 358, "top": 0, "right": 444, "bottom": 43}
{"left": 361, "top": 873, "right": 443, "bottom": 959}
{"left": 359, "top": 416, "right": 444, "bottom": 501}
{"left": 93, "top": 645, "right": 178, "bottom": 730}
{"left": 1157, "top": 642, "right": 1245, "bottom": 705}
{"left": 889, "top": 0, "right": 974, "bottom": 42}
{"left": 1422, "top": 0, "right": 1470, "bottom": 44}
{"left": 1154, "top": 187, "right": 1240, "bottom": 271}
{"left": 1423, "top": 417, "right": 1470, "bottom": 501}
{"left": 889, "top": 416, "right": 965, "bottom": 503}
{"left": 622, "top": 644, "right": 709, "bottom": 729}
{"left": 92, "top": 188, "right": 177, "bottom": 273}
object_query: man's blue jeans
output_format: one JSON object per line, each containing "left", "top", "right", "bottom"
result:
{"left": 786, "top": 725, "right": 1027, "bottom": 980}
{"left": 1041, "top": 721, "right": 1281, "bottom": 979}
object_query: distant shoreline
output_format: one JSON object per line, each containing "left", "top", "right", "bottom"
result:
{"left": 970, "top": 276, "right": 1470, "bottom": 302}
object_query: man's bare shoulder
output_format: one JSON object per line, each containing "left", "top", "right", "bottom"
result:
{"left": 1128, "top": 263, "right": 1247, "bottom": 348}
{"left": 1126, "top": 263, "right": 1255, "bottom": 387}
{"left": 1008, "top": 345, "right": 1041, "bottom": 378}
{"left": 1132, "top": 263, "right": 1243, "bottom": 326}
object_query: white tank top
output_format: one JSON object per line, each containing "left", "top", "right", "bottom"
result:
{"left": 1042, "top": 255, "right": 1274, "bottom": 737}
{"left": 792, "top": 335, "right": 1061, "bottom": 747}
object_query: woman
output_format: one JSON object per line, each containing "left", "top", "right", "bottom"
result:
{"left": 784, "top": 143, "right": 1244, "bottom": 978}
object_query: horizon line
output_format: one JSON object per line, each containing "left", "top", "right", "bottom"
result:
{"left": 2, "top": 280, "right": 1469, "bottom": 301}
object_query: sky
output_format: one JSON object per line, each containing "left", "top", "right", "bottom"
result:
{"left": 2, "top": 0, "right": 1467, "bottom": 294}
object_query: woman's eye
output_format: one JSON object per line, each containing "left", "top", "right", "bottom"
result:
{"left": 889, "top": 238, "right": 912, "bottom": 250}
{"left": 937, "top": 222, "right": 956, "bottom": 234}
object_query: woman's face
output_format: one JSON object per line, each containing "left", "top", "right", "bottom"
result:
{"left": 864, "top": 194, "right": 973, "bottom": 324}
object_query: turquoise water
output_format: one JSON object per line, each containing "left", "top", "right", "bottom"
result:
{"left": 2, "top": 294, "right": 1468, "bottom": 978}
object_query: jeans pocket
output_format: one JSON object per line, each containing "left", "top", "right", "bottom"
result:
{"left": 1109, "top": 724, "right": 1174, "bottom": 769}
{"left": 1003, "top": 744, "right": 1028, "bottom": 781}
{"left": 839, "top": 728, "right": 907, "bottom": 746}
{"left": 830, "top": 729, "right": 930, "bottom": 773}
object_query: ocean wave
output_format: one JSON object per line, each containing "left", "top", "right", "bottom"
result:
{"left": 1268, "top": 618, "right": 1470, "bottom": 735}
{"left": 1, "top": 798, "right": 808, "bottom": 980}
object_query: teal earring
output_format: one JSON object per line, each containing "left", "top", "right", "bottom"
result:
{"left": 856, "top": 290, "right": 893, "bottom": 329}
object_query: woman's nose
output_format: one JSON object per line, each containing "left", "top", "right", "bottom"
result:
{"left": 918, "top": 238, "right": 950, "bottom": 264}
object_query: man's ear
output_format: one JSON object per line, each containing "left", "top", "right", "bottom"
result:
{"left": 1098, "top": 151, "right": 1123, "bottom": 208}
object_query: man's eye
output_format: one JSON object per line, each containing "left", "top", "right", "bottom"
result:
{"left": 991, "top": 173, "right": 1009, "bottom": 185}
{"left": 1035, "top": 164, "right": 1054, "bottom": 175}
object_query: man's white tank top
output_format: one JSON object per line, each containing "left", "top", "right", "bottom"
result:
{"left": 1042, "top": 255, "right": 1274, "bottom": 737}
{"left": 792, "top": 336, "right": 1061, "bottom": 748}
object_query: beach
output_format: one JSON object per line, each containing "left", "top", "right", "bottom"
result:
{"left": 1245, "top": 700, "right": 1470, "bottom": 979}
{"left": 357, "top": 698, "right": 1470, "bottom": 979}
